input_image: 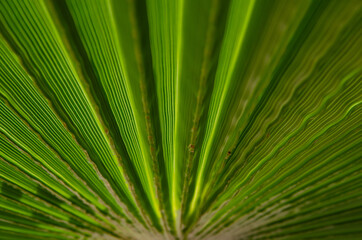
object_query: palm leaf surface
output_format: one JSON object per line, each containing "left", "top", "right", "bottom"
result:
{"left": 0, "top": 0, "right": 361, "bottom": 239}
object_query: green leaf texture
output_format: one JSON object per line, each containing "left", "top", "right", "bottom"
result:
{"left": 0, "top": 0, "right": 361, "bottom": 239}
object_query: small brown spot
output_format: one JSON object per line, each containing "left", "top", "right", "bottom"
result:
{"left": 188, "top": 144, "right": 195, "bottom": 152}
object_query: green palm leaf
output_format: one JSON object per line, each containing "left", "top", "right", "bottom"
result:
{"left": 0, "top": 0, "right": 361, "bottom": 239}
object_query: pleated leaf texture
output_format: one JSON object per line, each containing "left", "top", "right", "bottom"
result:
{"left": 0, "top": 0, "right": 361, "bottom": 239}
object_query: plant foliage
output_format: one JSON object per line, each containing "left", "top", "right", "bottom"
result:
{"left": 0, "top": 0, "right": 361, "bottom": 239}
